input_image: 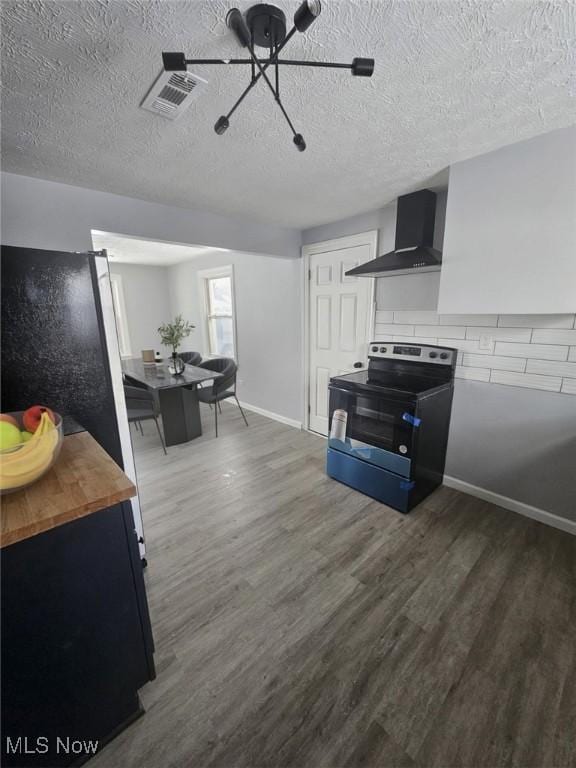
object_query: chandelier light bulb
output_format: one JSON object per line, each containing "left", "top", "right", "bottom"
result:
{"left": 226, "top": 8, "right": 252, "bottom": 48}
{"left": 214, "top": 116, "right": 230, "bottom": 135}
{"left": 294, "top": 0, "right": 321, "bottom": 33}
{"left": 293, "top": 134, "right": 306, "bottom": 151}
{"left": 351, "top": 57, "right": 375, "bottom": 77}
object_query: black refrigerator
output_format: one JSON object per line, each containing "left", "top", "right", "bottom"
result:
{"left": 1, "top": 244, "right": 145, "bottom": 553}
{"left": 1, "top": 245, "right": 155, "bottom": 767}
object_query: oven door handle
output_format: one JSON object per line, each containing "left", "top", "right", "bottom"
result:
{"left": 402, "top": 412, "right": 422, "bottom": 427}
{"left": 328, "top": 385, "right": 357, "bottom": 395}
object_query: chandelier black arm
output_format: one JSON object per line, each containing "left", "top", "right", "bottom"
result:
{"left": 272, "top": 40, "right": 279, "bottom": 98}
{"left": 243, "top": 38, "right": 299, "bottom": 138}
{"left": 214, "top": 25, "right": 298, "bottom": 126}
{"left": 268, "top": 60, "right": 353, "bottom": 70}
{"left": 184, "top": 58, "right": 354, "bottom": 70}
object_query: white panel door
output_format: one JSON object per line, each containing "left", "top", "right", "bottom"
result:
{"left": 306, "top": 233, "right": 376, "bottom": 435}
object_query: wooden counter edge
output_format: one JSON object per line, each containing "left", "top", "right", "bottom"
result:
{"left": 1, "top": 432, "right": 137, "bottom": 549}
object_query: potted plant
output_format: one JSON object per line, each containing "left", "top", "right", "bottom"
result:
{"left": 158, "top": 315, "right": 194, "bottom": 375}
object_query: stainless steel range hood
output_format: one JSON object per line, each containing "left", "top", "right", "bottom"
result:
{"left": 346, "top": 189, "right": 442, "bottom": 278}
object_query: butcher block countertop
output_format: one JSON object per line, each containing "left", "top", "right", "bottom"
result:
{"left": 1, "top": 431, "right": 136, "bottom": 548}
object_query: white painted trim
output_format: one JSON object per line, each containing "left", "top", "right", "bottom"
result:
{"left": 108, "top": 271, "right": 132, "bottom": 357}
{"left": 302, "top": 255, "right": 310, "bottom": 430}
{"left": 302, "top": 230, "right": 378, "bottom": 432}
{"left": 94, "top": 257, "right": 146, "bottom": 556}
{"left": 226, "top": 398, "right": 302, "bottom": 430}
{"left": 197, "top": 264, "right": 238, "bottom": 361}
{"left": 303, "top": 230, "right": 380, "bottom": 255}
{"left": 443, "top": 475, "right": 576, "bottom": 536}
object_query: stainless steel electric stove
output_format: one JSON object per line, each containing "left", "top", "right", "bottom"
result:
{"left": 327, "top": 342, "right": 457, "bottom": 513}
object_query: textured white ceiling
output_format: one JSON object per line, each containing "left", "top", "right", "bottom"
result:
{"left": 2, "top": 0, "right": 575, "bottom": 229}
{"left": 91, "top": 230, "right": 228, "bottom": 265}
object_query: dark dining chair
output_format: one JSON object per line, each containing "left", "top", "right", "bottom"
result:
{"left": 123, "top": 372, "right": 147, "bottom": 388}
{"left": 196, "top": 358, "right": 248, "bottom": 437}
{"left": 180, "top": 351, "right": 202, "bottom": 366}
{"left": 124, "top": 385, "right": 167, "bottom": 454}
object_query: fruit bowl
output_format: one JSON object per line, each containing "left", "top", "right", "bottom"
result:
{"left": 0, "top": 411, "right": 63, "bottom": 495}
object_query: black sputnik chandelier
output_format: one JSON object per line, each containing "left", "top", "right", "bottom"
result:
{"left": 162, "top": 1, "right": 375, "bottom": 151}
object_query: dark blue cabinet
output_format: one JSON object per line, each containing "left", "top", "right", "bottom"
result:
{"left": 1, "top": 503, "right": 155, "bottom": 767}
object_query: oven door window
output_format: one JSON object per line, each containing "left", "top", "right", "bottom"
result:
{"left": 329, "top": 387, "right": 415, "bottom": 456}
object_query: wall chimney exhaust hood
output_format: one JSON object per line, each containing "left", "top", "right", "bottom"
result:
{"left": 346, "top": 189, "right": 442, "bottom": 278}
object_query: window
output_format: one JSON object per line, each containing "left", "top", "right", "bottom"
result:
{"left": 199, "top": 267, "right": 236, "bottom": 358}
{"left": 109, "top": 273, "right": 132, "bottom": 358}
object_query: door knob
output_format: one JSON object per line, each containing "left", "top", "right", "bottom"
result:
{"left": 353, "top": 361, "right": 363, "bottom": 368}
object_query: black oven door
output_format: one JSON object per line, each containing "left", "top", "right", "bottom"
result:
{"left": 328, "top": 385, "right": 417, "bottom": 477}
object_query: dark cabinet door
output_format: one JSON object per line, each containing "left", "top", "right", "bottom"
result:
{"left": 1, "top": 505, "right": 154, "bottom": 767}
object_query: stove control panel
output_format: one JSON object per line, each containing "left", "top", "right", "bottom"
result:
{"left": 369, "top": 343, "right": 455, "bottom": 365}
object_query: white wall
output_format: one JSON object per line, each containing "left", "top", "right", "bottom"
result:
{"left": 1, "top": 171, "right": 303, "bottom": 423}
{"left": 109, "top": 262, "right": 172, "bottom": 357}
{"left": 0, "top": 172, "right": 300, "bottom": 258}
{"left": 168, "top": 252, "right": 302, "bottom": 423}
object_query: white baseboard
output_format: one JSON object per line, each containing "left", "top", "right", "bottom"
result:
{"left": 443, "top": 475, "right": 576, "bottom": 536}
{"left": 226, "top": 398, "right": 302, "bottom": 430}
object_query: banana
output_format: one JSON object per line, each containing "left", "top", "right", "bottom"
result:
{"left": 0, "top": 442, "right": 56, "bottom": 487}
{"left": 1, "top": 431, "right": 57, "bottom": 477}
{"left": 0, "top": 455, "right": 55, "bottom": 489}
{"left": 0, "top": 414, "right": 60, "bottom": 490}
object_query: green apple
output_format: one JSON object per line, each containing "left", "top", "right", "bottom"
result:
{"left": 0, "top": 413, "right": 19, "bottom": 429}
{"left": 20, "top": 431, "right": 33, "bottom": 443}
{"left": 0, "top": 421, "right": 22, "bottom": 451}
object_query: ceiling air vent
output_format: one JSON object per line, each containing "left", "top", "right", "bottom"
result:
{"left": 140, "top": 70, "right": 208, "bottom": 121}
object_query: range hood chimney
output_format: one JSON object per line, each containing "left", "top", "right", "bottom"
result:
{"left": 346, "top": 189, "right": 442, "bottom": 278}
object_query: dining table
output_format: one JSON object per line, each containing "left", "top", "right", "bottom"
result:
{"left": 121, "top": 357, "right": 222, "bottom": 446}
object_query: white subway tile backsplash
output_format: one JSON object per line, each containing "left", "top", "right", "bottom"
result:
{"left": 532, "top": 329, "right": 576, "bottom": 345}
{"left": 441, "top": 339, "right": 493, "bottom": 354}
{"left": 526, "top": 359, "right": 576, "bottom": 378}
{"left": 462, "top": 354, "right": 526, "bottom": 372}
{"left": 494, "top": 342, "right": 568, "bottom": 361}
{"left": 372, "top": 333, "right": 439, "bottom": 345}
{"left": 490, "top": 370, "right": 562, "bottom": 392}
{"left": 466, "top": 327, "right": 532, "bottom": 343}
{"left": 418, "top": 325, "right": 466, "bottom": 339}
{"left": 393, "top": 335, "right": 437, "bottom": 344}
{"left": 393, "top": 311, "right": 439, "bottom": 325}
{"left": 455, "top": 366, "right": 491, "bottom": 382}
{"left": 498, "top": 314, "right": 575, "bottom": 328}
{"left": 375, "top": 323, "right": 414, "bottom": 337}
{"left": 439, "top": 314, "right": 498, "bottom": 326}
{"left": 374, "top": 309, "right": 575, "bottom": 395}
{"left": 376, "top": 323, "right": 414, "bottom": 336}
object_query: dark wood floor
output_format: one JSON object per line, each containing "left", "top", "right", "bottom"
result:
{"left": 92, "top": 404, "right": 576, "bottom": 768}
